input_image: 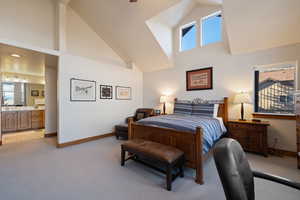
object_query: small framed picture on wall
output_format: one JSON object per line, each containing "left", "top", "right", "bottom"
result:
{"left": 100, "top": 85, "right": 113, "bottom": 99}
{"left": 116, "top": 86, "right": 132, "bottom": 100}
{"left": 186, "top": 67, "right": 213, "bottom": 91}
{"left": 31, "top": 90, "right": 39, "bottom": 97}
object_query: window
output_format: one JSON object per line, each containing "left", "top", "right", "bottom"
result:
{"left": 180, "top": 22, "right": 196, "bottom": 52}
{"left": 201, "top": 11, "right": 222, "bottom": 46}
{"left": 254, "top": 64, "right": 296, "bottom": 115}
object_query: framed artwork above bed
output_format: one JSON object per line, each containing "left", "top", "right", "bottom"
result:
{"left": 186, "top": 67, "right": 213, "bottom": 91}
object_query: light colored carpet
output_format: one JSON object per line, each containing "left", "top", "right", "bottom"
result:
{"left": 0, "top": 137, "right": 299, "bottom": 200}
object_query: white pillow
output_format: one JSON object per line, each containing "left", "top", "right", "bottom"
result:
{"left": 213, "top": 104, "right": 219, "bottom": 118}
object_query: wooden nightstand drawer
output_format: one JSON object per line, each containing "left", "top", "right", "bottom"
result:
{"left": 229, "top": 128, "right": 248, "bottom": 147}
{"left": 229, "top": 123, "right": 265, "bottom": 131}
{"left": 227, "top": 120, "right": 269, "bottom": 156}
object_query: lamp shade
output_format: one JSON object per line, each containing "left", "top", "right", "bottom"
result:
{"left": 234, "top": 92, "right": 252, "bottom": 104}
{"left": 160, "top": 95, "right": 167, "bottom": 103}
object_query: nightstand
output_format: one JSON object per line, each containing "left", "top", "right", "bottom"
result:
{"left": 227, "top": 120, "right": 270, "bottom": 157}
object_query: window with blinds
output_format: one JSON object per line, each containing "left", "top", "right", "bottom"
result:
{"left": 254, "top": 64, "right": 296, "bottom": 114}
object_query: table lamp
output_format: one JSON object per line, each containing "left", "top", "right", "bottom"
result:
{"left": 160, "top": 95, "right": 167, "bottom": 115}
{"left": 234, "top": 92, "right": 252, "bottom": 121}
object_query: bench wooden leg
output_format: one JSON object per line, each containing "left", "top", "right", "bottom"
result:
{"left": 179, "top": 157, "right": 184, "bottom": 178}
{"left": 121, "top": 148, "right": 125, "bottom": 166}
{"left": 166, "top": 164, "right": 172, "bottom": 191}
{"left": 179, "top": 166, "right": 184, "bottom": 178}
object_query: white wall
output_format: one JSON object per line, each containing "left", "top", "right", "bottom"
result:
{"left": 224, "top": 0, "right": 300, "bottom": 54}
{"left": 0, "top": 69, "right": 2, "bottom": 144}
{"left": 143, "top": 6, "right": 300, "bottom": 152}
{"left": 45, "top": 66, "right": 58, "bottom": 134}
{"left": 65, "top": 7, "right": 125, "bottom": 67}
{"left": 0, "top": 0, "right": 57, "bottom": 50}
{"left": 57, "top": 7, "right": 143, "bottom": 144}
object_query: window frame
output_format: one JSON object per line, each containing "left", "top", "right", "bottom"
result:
{"left": 179, "top": 21, "right": 197, "bottom": 52}
{"left": 200, "top": 10, "right": 222, "bottom": 47}
{"left": 253, "top": 61, "right": 298, "bottom": 117}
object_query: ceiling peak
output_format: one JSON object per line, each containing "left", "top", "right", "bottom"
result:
{"left": 56, "top": 0, "right": 71, "bottom": 5}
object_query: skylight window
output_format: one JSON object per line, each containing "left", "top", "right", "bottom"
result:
{"left": 180, "top": 22, "right": 196, "bottom": 52}
{"left": 201, "top": 11, "right": 222, "bottom": 46}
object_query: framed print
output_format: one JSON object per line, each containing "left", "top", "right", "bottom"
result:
{"left": 116, "top": 86, "right": 132, "bottom": 100}
{"left": 70, "top": 78, "right": 96, "bottom": 101}
{"left": 31, "top": 90, "right": 39, "bottom": 97}
{"left": 100, "top": 85, "right": 113, "bottom": 99}
{"left": 186, "top": 67, "right": 213, "bottom": 91}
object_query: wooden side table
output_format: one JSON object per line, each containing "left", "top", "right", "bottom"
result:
{"left": 227, "top": 120, "right": 270, "bottom": 157}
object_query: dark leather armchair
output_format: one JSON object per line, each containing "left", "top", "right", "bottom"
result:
{"left": 213, "top": 138, "right": 300, "bottom": 200}
{"left": 115, "top": 108, "right": 155, "bottom": 140}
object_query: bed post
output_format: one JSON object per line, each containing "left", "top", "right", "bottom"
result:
{"left": 128, "top": 118, "right": 134, "bottom": 140}
{"left": 195, "top": 127, "right": 204, "bottom": 184}
{"left": 223, "top": 97, "right": 229, "bottom": 125}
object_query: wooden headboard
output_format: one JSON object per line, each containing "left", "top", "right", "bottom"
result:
{"left": 174, "top": 97, "right": 229, "bottom": 125}
{"left": 217, "top": 97, "right": 228, "bottom": 125}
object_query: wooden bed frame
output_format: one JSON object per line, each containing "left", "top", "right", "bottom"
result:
{"left": 128, "top": 97, "right": 228, "bottom": 184}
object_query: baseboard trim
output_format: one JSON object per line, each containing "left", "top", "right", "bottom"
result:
{"left": 268, "top": 148, "right": 297, "bottom": 157}
{"left": 57, "top": 133, "right": 114, "bottom": 148}
{"left": 45, "top": 132, "right": 57, "bottom": 138}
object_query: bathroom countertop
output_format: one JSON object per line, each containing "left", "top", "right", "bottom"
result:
{"left": 1, "top": 106, "right": 45, "bottom": 112}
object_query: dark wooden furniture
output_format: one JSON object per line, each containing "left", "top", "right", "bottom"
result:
{"left": 214, "top": 138, "right": 300, "bottom": 200}
{"left": 227, "top": 120, "right": 270, "bottom": 157}
{"left": 128, "top": 97, "right": 228, "bottom": 184}
{"left": 121, "top": 139, "right": 185, "bottom": 191}
{"left": 115, "top": 108, "right": 155, "bottom": 140}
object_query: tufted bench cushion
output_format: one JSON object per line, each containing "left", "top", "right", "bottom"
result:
{"left": 121, "top": 139, "right": 185, "bottom": 191}
{"left": 122, "top": 139, "right": 183, "bottom": 163}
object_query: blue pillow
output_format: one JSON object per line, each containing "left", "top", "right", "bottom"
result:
{"left": 174, "top": 102, "right": 193, "bottom": 115}
{"left": 192, "top": 103, "right": 214, "bottom": 117}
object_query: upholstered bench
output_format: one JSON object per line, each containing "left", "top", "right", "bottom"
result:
{"left": 121, "top": 139, "right": 185, "bottom": 191}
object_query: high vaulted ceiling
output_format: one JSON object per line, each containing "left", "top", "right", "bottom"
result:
{"left": 69, "top": 0, "right": 180, "bottom": 71}
{"left": 224, "top": 0, "right": 300, "bottom": 54}
{"left": 69, "top": 0, "right": 300, "bottom": 71}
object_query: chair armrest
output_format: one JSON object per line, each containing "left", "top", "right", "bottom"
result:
{"left": 253, "top": 171, "right": 300, "bottom": 190}
{"left": 125, "top": 116, "right": 134, "bottom": 123}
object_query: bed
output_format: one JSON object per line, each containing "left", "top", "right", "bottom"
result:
{"left": 128, "top": 97, "right": 228, "bottom": 184}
